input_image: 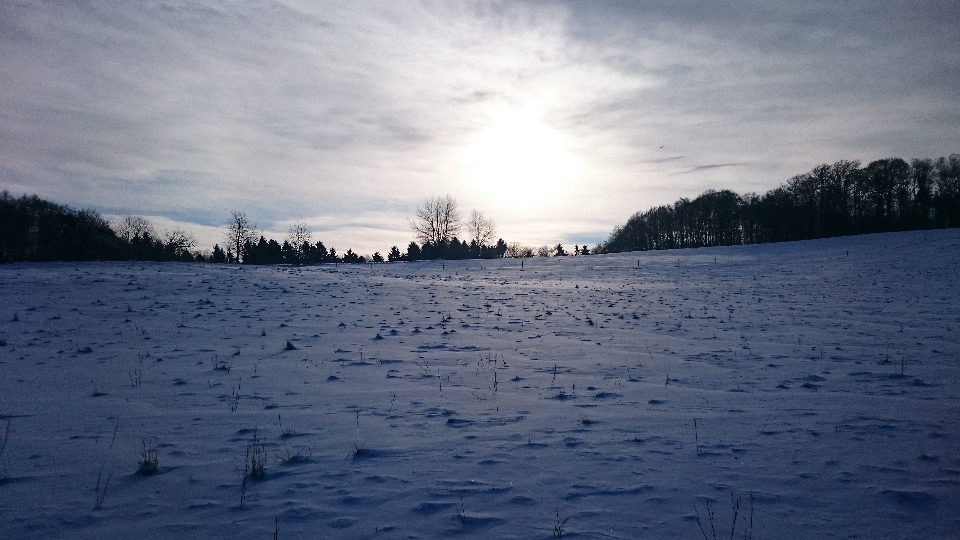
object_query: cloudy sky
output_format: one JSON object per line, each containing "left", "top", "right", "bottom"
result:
{"left": 2, "top": 1, "right": 958, "bottom": 254}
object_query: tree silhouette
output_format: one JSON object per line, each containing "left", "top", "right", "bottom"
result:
{"left": 163, "top": 229, "right": 197, "bottom": 260}
{"left": 601, "top": 153, "right": 960, "bottom": 253}
{"left": 504, "top": 243, "right": 533, "bottom": 258}
{"left": 226, "top": 211, "right": 256, "bottom": 263}
{"left": 342, "top": 249, "right": 365, "bottom": 263}
{"left": 405, "top": 241, "right": 422, "bottom": 261}
{"left": 211, "top": 244, "right": 227, "bottom": 263}
{"left": 934, "top": 154, "right": 960, "bottom": 226}
{"left": 114, "top": 216, "right": 156, "bottom": 245}
{"left": 411, "top": 195, "right": 461, "bottom": 247}
{"left": 286, "top": 220, "right": 312, "bottom": 265}
{"left": 465, "top": 210, "right": 496, "bottom": 249}
{"left": 0, "top": 192, "right": 124, "bottom": 262}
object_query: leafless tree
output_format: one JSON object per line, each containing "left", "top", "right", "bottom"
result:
{"left": 535, "top": 245, "right": 553, "bottom": 257}
{"left": 410, "top": 195, "right": 461, "bottom": 246}
{"left": 504, "top": 243, "right": 533, "bottom": 258}
{"left": 286, "top": 219, "right": 312, "bottom": 263}
{"left": 113, "top": 216, "right": 156, "bottom": 243}
{"left": 164, "top": 228, "right": 197, "bottom": 256}
{"left": 465, "top": 210, "right": 496, "bottom": 248}
{"left": 226, "top": 211, "right": 256, "bottom": 263}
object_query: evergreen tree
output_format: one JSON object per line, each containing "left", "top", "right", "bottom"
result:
{"left": 406, "top": 241, "right": 422, "bottom": 261}
{"left": 313, "top": 241, "right": 329, "bottom": 262}
{"left": 388, "top": 246, "right": 403, "bottom": 261}
{"left": 342, "top": 249, "right": 365, "bottom": 263}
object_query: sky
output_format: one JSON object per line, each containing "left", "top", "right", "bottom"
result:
{"left": 2, "top": 1, "right": 958, "bottom": 255}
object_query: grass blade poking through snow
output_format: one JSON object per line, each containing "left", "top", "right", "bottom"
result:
{"left": 94, "top": 466, "right": 111, "bottom": 511}
{"left": 553, "top": 510, "right": 570, "bottom": 537}
{"left": 240, "top": 428, "right": 266, "bottom": 506}
{"left": 694, "top": 491, "right": 753, "bottom": 540}
{"left": 0, "top": 420, "right": 10, "bottom": 482}
{"left": 350, "top": 412, "right": 365, "bottom": 458}
{"left": 137, "top": 440, "right": 159, "bottom": 476}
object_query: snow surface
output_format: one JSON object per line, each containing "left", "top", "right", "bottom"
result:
{"left": 1, "top": 229, "right": 959, "bottom": 539}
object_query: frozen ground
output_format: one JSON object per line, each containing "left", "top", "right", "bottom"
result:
{"left": 1, "top": 229, "right": 959, "bottom": 539}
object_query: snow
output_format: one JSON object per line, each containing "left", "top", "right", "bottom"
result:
{"left": 1, "top": 229, "right": 959, "bottom": 539}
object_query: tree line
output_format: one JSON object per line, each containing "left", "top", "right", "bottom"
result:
{"left": 12, "top": 152, "right": 949, "bottom": 265}
{"left": 0, "top": 195, "right": 389, "bottom": 265}
{"left": 219, "top": 201, "right": 512, "bottom": 265}
{"left": 398, "top": 195, "right": 589, "bottom": 260}
{"left": 399, "top": 195, "right": 506, "bottom": 261}
{"left": 0, "top": 193, "right": 201, "bottom": 263}
{"left": 601, "top": 154, "right": 960, "bottom": 253}
{"left": 0, "top": 192, "right": 544, "bottom": 264}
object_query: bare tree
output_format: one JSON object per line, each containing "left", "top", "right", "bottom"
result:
{"left": 410, "top": 195, "right": 461, "bottom": 246}
{"left": 465, "top": 210, "right": 496, "bottom": 248}
{"left": 286, "top": 219, "right": 312, "bottom": 264}
{"left": 113, "top": 216, "right": 156, "bottom": 243}
{"left": 226, "top": 211, "right": 256, "bottom": 263}
{"left": 535, "top": 245, "right": 553, "bottom": 257}
{"left": 504, "top": 243, "right": 533, "bottom": 258}
{"left": 164, "top": 228, "right": 197, "bottom": 256}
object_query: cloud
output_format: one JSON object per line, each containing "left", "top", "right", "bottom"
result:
{"left": 680, "top": 163, "right": 744, "bottom": 175}
{"left": 2, "top": 1, "right": 958, "bottom": 253}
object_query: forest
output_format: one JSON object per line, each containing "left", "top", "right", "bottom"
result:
{"left": 0, "top": 194, "right": 365, "bottom": 265}
{"left": 0, "top": 193, "right": 149, "bottom": 263}
{"left": 601, "top": 154, "right": 960, "bottom": 253}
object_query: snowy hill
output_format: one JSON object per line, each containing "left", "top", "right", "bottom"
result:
{"left": 1, "top": 229, "right": 958, "bottom": 539}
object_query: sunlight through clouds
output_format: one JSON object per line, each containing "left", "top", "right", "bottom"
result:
{"left": 1, "top": 0, "right": 957, "bottom": 254}
{"left": 462, "top": 104, "right": 582, "bottom": 208}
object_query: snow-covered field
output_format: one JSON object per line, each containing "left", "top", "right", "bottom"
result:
{"left": 2, "top": 229, "right": 959, "bottom": 539}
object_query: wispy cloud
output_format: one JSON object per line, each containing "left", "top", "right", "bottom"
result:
{"left": 679, "top": 163, "right": 744, "bottom": 175}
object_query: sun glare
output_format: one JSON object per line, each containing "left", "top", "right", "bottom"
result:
{"left": 463, "top": 107, "right": 580, "bottom": 206}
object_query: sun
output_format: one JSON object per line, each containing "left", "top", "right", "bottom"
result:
{"left": 462, "top": 106, "right": 580, "bottom": 206}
